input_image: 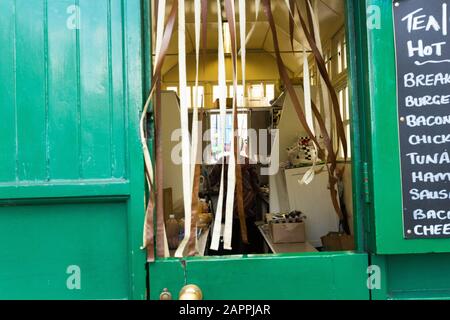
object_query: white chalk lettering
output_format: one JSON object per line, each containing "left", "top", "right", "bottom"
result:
{"left": 406, "top": 151, "right": 450, "bottom": 165}
{"left": 414, "top": 224, "right": 450, "bottom": 236}
{"left": 402, "top": 5, "right": 448, "bottom": 35}
{"left": 406, "top": 115, "right": 450, "bottom": 127}
{"left": 412, "top": 171, "right": 450, "bottom": 183}
{"left": 410, "top": 188, "right": 450, "bottom": 200}
{"left": 404, "top": 72, "right": 450, "bottom": 87}
{"left": 409, "top": 134, "right": 450, "bottom": 145}
{"left": 405, "top": 94, "right": 450, "bottom": 107}
{"left": 407, "top": 40, "right": 446, "bottom": 58}
{"left": 413, "top": 209, "right": 450, "bottom": 221}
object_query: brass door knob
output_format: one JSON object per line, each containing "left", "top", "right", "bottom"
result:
{"left": 179, "top": 284, "right": 203, "bottom": 300}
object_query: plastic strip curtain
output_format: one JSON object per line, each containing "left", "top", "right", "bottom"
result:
{"left": 210, "top": 0, "right": 228, "bottom": 251}
{"left": 175, "top": 0, "right": 194, "bottom": 258}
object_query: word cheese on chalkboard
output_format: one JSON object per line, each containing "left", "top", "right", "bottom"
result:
{"left": 393, "top": 0, "right": 450, "bottom": 239}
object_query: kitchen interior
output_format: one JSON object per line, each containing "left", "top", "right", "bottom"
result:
{"left": 154, "top": 0, "right": 355, "bottom": 257}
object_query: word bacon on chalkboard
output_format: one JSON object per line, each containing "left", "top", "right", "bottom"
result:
{"left": 393, "top": 0, "right": 450, "bottom": 239}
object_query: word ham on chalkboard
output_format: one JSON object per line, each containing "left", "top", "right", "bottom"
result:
{"left": 393, "top": 0, "right": 450, "bottom": 239}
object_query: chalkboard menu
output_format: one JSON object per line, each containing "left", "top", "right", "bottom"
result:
{"left": 393, "top": 0, "right": 450, "bottom": 239}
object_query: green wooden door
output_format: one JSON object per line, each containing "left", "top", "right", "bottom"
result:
{"left": 149, "top": 253, "right": 369, "bottom": 300}
{"left": 0, "top": 0, "right": 146, "bottom": 299}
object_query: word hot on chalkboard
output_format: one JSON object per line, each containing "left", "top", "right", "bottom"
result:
{"left": 393, "top": 0, "right": 450, "bottom": 239}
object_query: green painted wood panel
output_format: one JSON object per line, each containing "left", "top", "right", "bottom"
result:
{"left": 371, "top": 253, "right": 450, "bottom": 300}
{"left": 16, "top": 0, "right": 47, "bottom": 181}
{"left": 0, "top": 0, "right": 128, "bottom": 184}
{"left": 365, "top": 0, "right": 450, "bottom": 254}
{"left": 0, "top": 201, "right": 129, "bottom": 300}
{"left": 0, "top": 0, "right": 146, "bottom": 299}
{"left": 149, "top": 253, "right": 370, "bottom": 300}
{"left": 47, "top": 0, "right": 80, "bottom": 180}
{"left": 0, "top": 0, "right": 17, "bottom": 182}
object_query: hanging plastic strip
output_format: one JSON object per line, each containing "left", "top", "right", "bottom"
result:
{"left": 300, "top": 0, "right": 348, "bottom": 161}
{"left": 154, "top": 0, "right": 166, "bottom": 72}
{"left": 141, "top": 0, "right": 179, "bottom": 262}
{"left": 224, "top": 0, "right": 248, "bottom": 249}
{"left": 305, "top": 0, "right": 332, "bottom": 141}
{"left": 223, "top": 0, "right": 238, "bottom": 251}
{"left": 239, "top": 0, "right": 246, "bottom": 91}
{"left": 299, "top": 47, "right": 318, "bottom": 185}
{"left": 210, "top": 0, "right": 228, "bottom": 251}
{"left": 186, "top": 0, "right": 203, "bottom": 256}
{"left": 174, "top": 0, "right": 194, "bottom": 258}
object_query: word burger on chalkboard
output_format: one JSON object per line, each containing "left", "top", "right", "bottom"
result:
{"left": 394, "top": 0, "right": 450, "bottom": 239}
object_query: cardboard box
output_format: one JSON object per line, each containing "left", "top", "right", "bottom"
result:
{"left": 269, "top": 221, "right": 306, "bottom": 244}
{"left": 321, "top": 232, "right": 355, "bottom": 251}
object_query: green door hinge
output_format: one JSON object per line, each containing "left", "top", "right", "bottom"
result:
{"left": 363, "top": 162, "right": 371, "bottom": 204}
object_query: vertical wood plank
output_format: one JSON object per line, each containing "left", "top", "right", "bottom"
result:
{"left": 110, "top": 0, "right": 126, "bottom": 179}
{"left": 15, "top": 0, "right": 47, "bottom": 181}
{"left": 79, "top": 0, "right": 111, "bottom": 179}
{"left": 0, "top": 0, "right": 18, "bottom": 183}
{"left": 47, "top": 0, "right": 81, "bottom": 180}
